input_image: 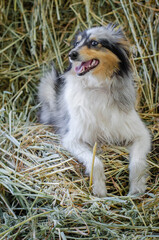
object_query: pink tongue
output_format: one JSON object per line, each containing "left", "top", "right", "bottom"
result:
{"left": 75, "top": 60, "right": 92, "bottom": 74}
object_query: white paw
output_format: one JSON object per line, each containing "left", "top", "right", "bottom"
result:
{"left": 93, "top": 181, "right": 107, "bottom": 197}
{"left": 89, "top": 158, "right": 107, "bottom": 197}
{"left": 92, "top": 175, "right": 107, "bottom": 197}
{"left": 128, "top": 178, "right": 146, "bottom": 196}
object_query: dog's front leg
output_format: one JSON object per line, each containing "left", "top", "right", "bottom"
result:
{"left": 128, "top": 131, "right": 151, "bottom": 196}
{"left": 62, "top": 136, "right": 107, "bottom": 197}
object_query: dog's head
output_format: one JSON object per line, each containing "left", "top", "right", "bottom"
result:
{"left": 69, "top": 25, "right": 131, "bottom": 80}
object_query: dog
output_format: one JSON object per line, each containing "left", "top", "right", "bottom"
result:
{"left": 38, "top": 25, "right": 151, "bottom": 197}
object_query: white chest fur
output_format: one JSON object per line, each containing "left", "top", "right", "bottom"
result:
{"left": 64, "top": 74, "right": 137, "bottom": 146}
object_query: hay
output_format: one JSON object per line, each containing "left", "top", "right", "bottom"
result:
{"left": 0, "top": 0, "right": 159, "bottom": 239}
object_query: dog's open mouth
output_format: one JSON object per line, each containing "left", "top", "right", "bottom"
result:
{"left": 75, "top": 59, "right": 99, "bottom": 76}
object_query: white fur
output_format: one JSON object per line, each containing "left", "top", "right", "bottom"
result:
{"left": 61, "top": 73, "right": 151, "bottom": 196}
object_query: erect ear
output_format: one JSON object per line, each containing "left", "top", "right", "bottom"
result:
{"left": 115, "top": 27, "right": 130, "bottom": 57}
{"left": 118, "top": 39, "right": 130, "bottom": 58}
{"left": 71, "top": 31, "right": 82, "bottom": 47}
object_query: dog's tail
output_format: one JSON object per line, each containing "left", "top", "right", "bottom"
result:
{"left": 38, "top": 65, "right": 58, "bottom": 124}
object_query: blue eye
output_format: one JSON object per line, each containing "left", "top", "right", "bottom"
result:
{"left": 91, "top": 40, "right": 98, "bottom": 46}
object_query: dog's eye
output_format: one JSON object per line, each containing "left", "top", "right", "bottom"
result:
{"left": 91, "top": 40, "right": 98, "bottom": 46}
{"left": 75, "top": 41, "right": 80, "bottom": 47}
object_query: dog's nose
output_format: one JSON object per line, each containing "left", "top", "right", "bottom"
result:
{"left": 69, "top": 51, "right": 79, "bottom": 60}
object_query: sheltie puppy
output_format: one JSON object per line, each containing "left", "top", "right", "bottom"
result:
{"left": 38, "top": 25, "right": 151, "bottom": 197}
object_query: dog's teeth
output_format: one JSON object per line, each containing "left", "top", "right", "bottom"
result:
{"left": 92, "top": 60, "right": 96, "bottom": 66}
{"left": 80, "top": 67, "right": 85, "bottom": 73}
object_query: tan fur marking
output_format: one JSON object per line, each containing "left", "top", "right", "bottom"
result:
{"left": 119, "top": 39, "right": 130, "bottom": 53}
{"left": 89, "top": 36, "right": 97, "bottom": 41}
{"left": 77, "top": 35, "right": 82, "bottom": 42}
{"left": 79, "top": 46, "right": 120, "bottom": 80}
{"left": 98, "top": 43, "right": 102, "bottom": 48}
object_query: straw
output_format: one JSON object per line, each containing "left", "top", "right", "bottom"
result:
{"left": 0, "top": 0, "right": 158, "bottom": 239}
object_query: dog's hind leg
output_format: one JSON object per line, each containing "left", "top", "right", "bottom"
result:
{"left": 63, "top": 136, "right": 107, "bottom": 197}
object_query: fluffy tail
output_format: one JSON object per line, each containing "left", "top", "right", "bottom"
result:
{"left": 38, "top": 66, "right": 58, "bottom": 124}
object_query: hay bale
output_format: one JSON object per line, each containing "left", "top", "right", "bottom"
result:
{"left": 0, "top": 1, "right": 159, "bottom": 239}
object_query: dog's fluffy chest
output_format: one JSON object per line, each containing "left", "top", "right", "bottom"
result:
{"left": 65, "top": 76, "right": 111, "bottom": 119}
{"left": 64, "top": 76, "right": 130, "bottom": 145}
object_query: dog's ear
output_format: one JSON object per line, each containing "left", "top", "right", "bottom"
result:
{"left": 71, "top": 31, "right": 82, "bottom": 47}
{"left": 115, "top": 27, "right": 130, "bottom": 58}
{"left": 104, "top": 24, "right": 130, "bottom": 58}
{"left": 114, "top": 36, "right": 131, "bottom": 77}
{"left": 71, "top": 29, "right": 88, "bottom": 47}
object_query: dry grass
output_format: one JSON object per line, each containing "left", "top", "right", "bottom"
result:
{"left": 0, "top": 0, "right": 159, "bottom": 239}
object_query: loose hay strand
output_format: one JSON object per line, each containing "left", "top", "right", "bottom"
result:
{"left": 89, "top": 142, "right": 97, "bottom": 192}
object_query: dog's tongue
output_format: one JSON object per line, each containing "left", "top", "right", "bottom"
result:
{"left": 75, "top": 60, "right": 92, "bottom": 74}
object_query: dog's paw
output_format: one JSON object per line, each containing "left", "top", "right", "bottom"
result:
{"left": 92, "top": 179, "right": 107, "bottom": 197}
{"left": 128, "top": 189, "right": 146, "bottom": 197}
{"left": 128, "top": 179, "right": 146, "bottom": 196}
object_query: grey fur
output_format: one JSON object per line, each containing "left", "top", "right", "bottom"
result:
{"left": 38, "top": 67, "right": 69, "bottom": 135}
{"left": 111, "top": 74, "right": 136, "bottom": 112}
